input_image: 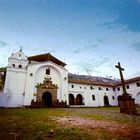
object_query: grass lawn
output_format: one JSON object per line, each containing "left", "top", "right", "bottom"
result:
{"left": 0, "top": 107, "right": 140, "bottom": 140}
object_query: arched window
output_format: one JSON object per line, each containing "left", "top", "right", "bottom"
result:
{"left": 19, "top": 65, "right": 22, "bottom": 68}
{"left": 18, "top": 54, "right": 21, "bottom": 59}
{"left": 12, "top": 64, "right": 15, "bottom": 67}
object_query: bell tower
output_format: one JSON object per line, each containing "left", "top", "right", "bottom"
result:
{"left": 3, "top": 49, "right": 29, "bottom": 107}
{"left": 8, "top": 48, "right": 28, "bottom": 69}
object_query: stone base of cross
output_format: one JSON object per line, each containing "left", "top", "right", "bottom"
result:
{"left": 119, "top": 93, "right": 137, "bottom": 115}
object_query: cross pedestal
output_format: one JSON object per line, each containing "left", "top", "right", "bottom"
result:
{"left": 115, "top": 62, "right": 137, "bottom": 115}
{"left": 119, "top": 93, "right": 136, "bottom": 114}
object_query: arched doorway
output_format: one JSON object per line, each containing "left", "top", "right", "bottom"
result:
{"left": 117, "top": 95, "right": 122, "bottom": 106}
{"left": 42, "top": 92, "right": 52, "bottom": 107}
{"left": 76, "top": 94, "right": 83, "bottom": 105}
{"left": 104, "top": 95, "right": 109, "bottom": 106}
{"left": 69, "top": 94, "right": 75, "bottom": 105}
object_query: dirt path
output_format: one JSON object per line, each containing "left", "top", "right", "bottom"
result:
{"left": 53, "top": 116, "right": 140, "bottom": 139}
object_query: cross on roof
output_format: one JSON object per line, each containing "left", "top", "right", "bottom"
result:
{"left": 115, "top": 62, "right": 127, "bottom": 94}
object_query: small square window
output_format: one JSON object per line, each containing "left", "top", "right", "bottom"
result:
{"left": 112, "top": 96, "right": 115, "bottom": 100}
{"left": 84, "top": 87, "right": 86, "bottom": 89}
{"left": 117, "top": 87, "right": 120, "bottom": 91}
{"left": 12, "top": 64, "right": 15, "bottom": 67}
{"left": 71, "top": 85, "right": 74, "bottom": 88}
{"left": 126, "top": 85, "right": 129, "bottom": 89}
{"left": 19, "top": 65, "right": 22, "bottom": 68}
{"left": 106, "top": 88, "right": 110, "bottom": 91}
{"left": 46, "top": 68, "right": 50, "bottom": 75}
{"left": 90, "top": 86, "right": 95, "bottom": 90}
{"left": 136, "top": 82, "right": 140, "bottom": 87}
{"left": 92, "top": 95, "right": 95, "bottom": 101}
{"left": 99, "top": 87, "right": 102, "bottom": 90}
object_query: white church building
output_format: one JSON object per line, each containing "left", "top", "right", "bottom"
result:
{"left": 0, "top": 50, "right": 140, "bottom": 107}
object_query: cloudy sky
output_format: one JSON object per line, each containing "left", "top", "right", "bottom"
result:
{"left": 0, "top": 0, "right": 140, "bottom": 79}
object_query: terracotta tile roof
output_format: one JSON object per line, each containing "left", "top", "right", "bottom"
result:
{"left": 68, "top": 79, "right": 115, "bottom": 87}
{"left": 68, "top": 73, "right": 118, "bottom": 87}
{"left": 68, "top": 73, "right": 140, "bottom": 87}
{"left": 28, "top": 53, "right": 66, "bottom": 67}
{"left": 115, "top": 76, "right": 140, "bottom": 86}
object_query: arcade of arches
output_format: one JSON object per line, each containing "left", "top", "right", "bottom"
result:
{"left": 69, "top": 94, "right": 83, "bottom": 105}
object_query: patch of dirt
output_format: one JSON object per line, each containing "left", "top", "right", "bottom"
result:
{"left": 53, "top": 116, "right": 140, "bottom": 139}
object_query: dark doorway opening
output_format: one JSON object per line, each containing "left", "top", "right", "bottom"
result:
{"left": 76, "top": 94, "right": 83, "bottom": 105}
{"left": 42, "top": 92, "right": 52, "bottom": 107}
{"left": 104, "top": 95, "right": 110, "bottom": 106}
{"left": 69, "top": 94, "right": 75, "bottom": 105}
{"left": 117, "top": 95, "right": 122, "bottom": 106}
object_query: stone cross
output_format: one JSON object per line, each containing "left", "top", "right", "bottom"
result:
{"left": 115, "top": 62, "right": 127, "bottom": 94}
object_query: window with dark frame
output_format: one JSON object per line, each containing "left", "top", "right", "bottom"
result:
{"left": 136, "top": 82, "right": 140, "bottom": 87}
{"left": 18, "top": 65, "right": 22, "bottom": 68}
{"left": 71, "top": 85, "right": 74, "bottom": 88}
{"left": 46, "top": 68, "right": 50, "bottom": 75}
{"left": 92, "top": 95, "right": 95, "bottom": 101}
{"left": 106, "top": 88, "right": 110, "bottom": 91}
{"left": 90, "top": 86, "right": 95, "bottom": 90}
{"left": 112, "top": 96, "right": 115, "bottom": 100}
{"left": 19, "top": 54, "right": 21, "bottom": 58}
{"left": 98, "top": 87, "right": 102, "bottom": 90}
{"left": 117, "top": 87, "right": 120, "bottom": 91}
{"left": 126, "top": 85, "right": 129, "bottom": 89}
{"left": 12, "top": 64, "right": 15, "bottom": 67}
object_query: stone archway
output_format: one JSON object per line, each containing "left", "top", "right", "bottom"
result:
{"left": 69, "top": 94, "right": 75, "bottom": 105}
{"left": 76, "top": 94, "right": 83, "bottom": 105}
{"left": 42, "top": 92, "right": 52, "bottom": 107}
{"left": 104, "top": 95, "right": 109, "bottom": 106}
{"left": 34, "top": 77, "right": 58, "bottom": 107}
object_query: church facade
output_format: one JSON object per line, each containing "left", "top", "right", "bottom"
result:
{"left": 0, "top": 50, "right": 140, "bottom": 107}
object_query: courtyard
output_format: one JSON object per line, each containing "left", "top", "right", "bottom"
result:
{"left": 0, "top": 107, "right": 140, "bottom": 140}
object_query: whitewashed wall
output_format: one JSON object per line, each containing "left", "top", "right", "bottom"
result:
{"left": 68, "top": 83, "right": 118, "bottom": 107}
{"left": 2, "top": 67, "right": 27, "bottom": 107}
{"left": 0, "top": 51, "right": 28, "bottom": 107}
{"left": 24, "top": 61, "right": 68, "bottom": 106}
{"left": 115, "top": 81, "right": 140, "bottom": 105}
